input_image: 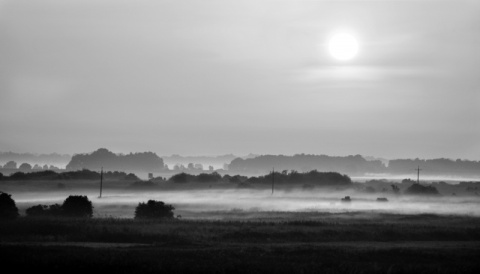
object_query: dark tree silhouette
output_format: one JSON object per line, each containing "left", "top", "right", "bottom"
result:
{"left": 66, "top": 148, "right": 166, "bottom": 172}
{"left": 391, "top": 184, "right": 400, "bottom": 195}
{"left": 134, "top": 200, "right": 175, "bottom": 220}
{"left": 2, "top": 169, "right": 139, "bottom": 182}
{"left": 246, "top": 170, "right": 351, "bottom": 186}
{"left": 405, "top": 184, "right": 440, "bottom": 196}
{"left": 169, "top": 172, "right": 193, "bottom": 183}
{"left": 25, "top": 205, "right": 49, "bottom": 217}
{"left": 0, "top": 192, "right": 19, "bottom": 220}
{"left": 61, "top": 195, "right": 93, "bottom": 218}
{"left": 228, "top": 154, "right": 385, "bottom": 175}
{"left": 26, "top": 204, "right": 62, "bottom": 217}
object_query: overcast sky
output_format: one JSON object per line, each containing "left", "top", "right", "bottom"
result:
{"left": 0, "top": 0, "right": 479, "bottom": 159}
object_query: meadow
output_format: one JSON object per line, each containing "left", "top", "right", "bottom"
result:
{"left": 1, "top": 179, "right": 480, "bottom": 273}
{"left": 1, "top": 212, "right": 480, "bottom": 273}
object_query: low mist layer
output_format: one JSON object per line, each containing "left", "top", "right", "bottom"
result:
{"left": 10, "top": 188, "right": 480, "bottom": 219}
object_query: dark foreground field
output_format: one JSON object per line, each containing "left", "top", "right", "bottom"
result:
{"left": 1, "top": 212, "right": 480, "bottom": 273}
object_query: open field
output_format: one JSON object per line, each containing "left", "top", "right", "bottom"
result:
{"left": 2, "top": 180, "right": 480, "bottom": 273}
{"left": 1, "top": 212, "right": 480, "bottom": 273}
{"left": 4, "top": 184, "right": 480, "bottom": 218}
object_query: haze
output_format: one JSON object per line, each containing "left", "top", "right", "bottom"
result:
{"left": 12, "top": 188, "right": 480, "bottom": 219}
{"left": 1, "top": 0, "right": 479, "bottom": 160}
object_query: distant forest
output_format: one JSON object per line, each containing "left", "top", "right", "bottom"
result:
{"left": 228, "top": 154, "right": 480, "bottom": 177}
{"left": 2, "top": 149, "right": 480, "bottom": 177}
{"left": 66, "top": 148, "right": 167, "bottom": 172}
{"left": 228, "top": 155, "right": 385, "bottom": 176}
{"left": 162, "top": 154, "right": 249, "bottom": 170}
{"left": 0, "top": 169, "right": 350, "bottom": 187}
{"left": 0, "top": 169, "right": 139, "bottom": 181}
{"left": 0, "top": 152, "right": 70, "bottom": 167}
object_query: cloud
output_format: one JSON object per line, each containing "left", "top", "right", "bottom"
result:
{"left": 293, "top": 65, "right": 443, "bottom": 89}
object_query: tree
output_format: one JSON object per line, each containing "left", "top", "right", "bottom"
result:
{"left": 3, "top": 161, "right": 17, "bottom": 169}
{"left": 391, "top": 184, "right": 400, "bottom": 195}
{"left": 169, "top": 172, "right": 192, "bottom": 183}
{"left": 405, "top": 184, "right": 440, "bottom": 196}
{"left": 134, "top": 200, "right": 175, "bottom": 220}
{"left": 0, "top": 192, "right": 19, "bottom": 220}
{"left": 61, "top": 195, "right": 93, "bottom": 217}
{"left": 25, "top": 205, "right": 49, "bottom": 217}
{"left": 26, "top": 204, "right": 62, "bottom": 217}
{"left": 19, "top": 163, "right": 32, "bottom": 171}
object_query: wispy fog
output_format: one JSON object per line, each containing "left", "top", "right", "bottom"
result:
{"left": 11, "top": 189, "right": 480, "bottom": 219}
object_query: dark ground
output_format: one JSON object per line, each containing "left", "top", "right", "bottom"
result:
{"left": 1, "top": 212, "right": 480, "bottom": 273}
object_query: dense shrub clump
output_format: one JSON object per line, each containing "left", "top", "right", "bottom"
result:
{"left": 405, "top": 184, "right": 440, "bottom": 196}
{"left": 25, "top": 204, "right": 63, "bottom": 217}
{"left": 25, "top": 195, "right": 93, "bottom": 218}
{"left": 61, "top": 195, "right": 94, "bottom": 217}
{"left": 134, "top": 200, "right": 175, "bottom": 220}
{"left": 0, "top": 192, "right": 19, "bottom": 220}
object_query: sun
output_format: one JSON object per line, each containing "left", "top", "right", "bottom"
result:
{"left": 328, "top": 33, "right": 359, "bottom": 61}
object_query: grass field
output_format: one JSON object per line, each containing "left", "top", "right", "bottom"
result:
{"left": 2, "top": 180, "right": 480, "bottom": 273}
{"left": 1, "top": 212, "right": 480, "bottom": 273}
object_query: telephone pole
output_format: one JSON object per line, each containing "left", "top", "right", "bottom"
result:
{"left": 415, "top": 166, "right": 421, "bottom": 184}
{"left": 99, "top": 167, "right": 103, "bottom": 198}
{"left": 271, "top": 167, "right": 275, "bottom": 195}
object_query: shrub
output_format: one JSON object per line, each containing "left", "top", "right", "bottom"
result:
{"left": 196, "top": 172, "right": 222, "bottom": 183}
{"left": 61, "top": 195, "right": 93, "bottom": 218}
{"left": 169, "top": 172, "right": 194, "bottom": 183}
{"left": 25, "top": 204, "right": 63, "bottom": 217}
{"left": 0, "top": 192, "right": 19, "bottom": 220}
{"left": 134, "top": 200, "right": 175, "bottom": 220}
{"left": 405, "top": 184, "right": 440, "bottom": 196}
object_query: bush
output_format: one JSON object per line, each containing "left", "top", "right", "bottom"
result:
{"left": 169, "top": 172, "right": 194, "bottom": 183}
{"left": 0, "top": 192, "right": 19, "bottom": 220}
{"left": 25, "top": 196, "right": 92, "bottom": 218}
{"left": 405, "top": 183, "right": 440, "bottom": 196}
{"left": 25, "top": 204, "right": 62, "bottom": 217}
{"left": 134, "top": 200, "right": 175, "bottom": 220}
{"left": 61, "top": 195, "right": 93, "bottom": 218}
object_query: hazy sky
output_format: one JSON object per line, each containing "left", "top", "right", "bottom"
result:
{"left": 1, "top": 0, "right": 479, "bottom": 159}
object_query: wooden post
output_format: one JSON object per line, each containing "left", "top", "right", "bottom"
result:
{"left": 415, "top": 166, "right": 421, "bottom": 184}
{"left": 272, "top": 167, "right": 275, "bottom": 195}
{"left": 99, "top": 167, "right": 103, "bottom": 198}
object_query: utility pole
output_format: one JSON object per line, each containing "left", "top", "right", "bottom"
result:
{"left": 99, "top": 167, "right": 103, "bottom": 198}
{"left": 415, "top": 166, "right": 421, "bottom": 184}
{"left": 271, "top": 167, "right": 275, "bottom": 195}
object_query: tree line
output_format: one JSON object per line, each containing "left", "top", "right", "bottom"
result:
{"left": 228, "top": 154, "right": 480, "bottom": 176}
{"left": 0, "top": 169, "right": 139, "bottom": 181}
{"left": 0, "top": 192, "right": 175, "bottom": 220}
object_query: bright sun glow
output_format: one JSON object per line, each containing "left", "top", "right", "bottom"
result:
{"left": 328, "top": 33, "right": 359, "bottom": 61}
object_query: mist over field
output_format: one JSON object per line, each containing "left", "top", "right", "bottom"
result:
{"left": 9, "top": 187, "right": 480, "bottom": 219}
